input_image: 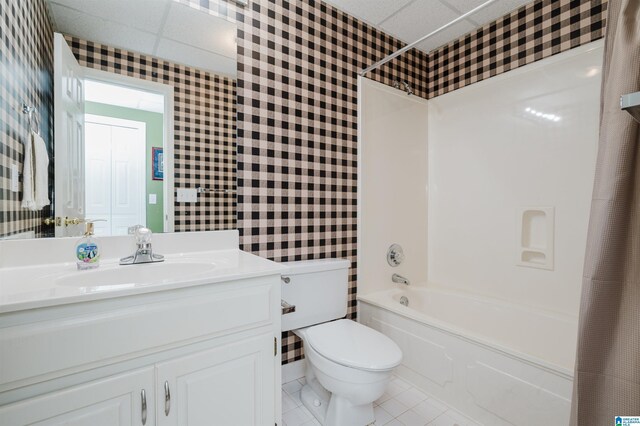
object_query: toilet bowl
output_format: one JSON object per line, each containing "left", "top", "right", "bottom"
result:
{"left": 294, "top": 320, "right": 402, "bottom": 425}
{"left": 281, "top": 259, "right": 402, "bottom": 426}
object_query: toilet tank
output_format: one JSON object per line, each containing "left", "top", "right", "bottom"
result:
{"left": 281, "top": 258, "right": 351, "bottom": 332}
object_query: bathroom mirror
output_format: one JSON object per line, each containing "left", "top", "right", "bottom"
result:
{"left": 0, "top": 0, "right": 238, "bottom": 239}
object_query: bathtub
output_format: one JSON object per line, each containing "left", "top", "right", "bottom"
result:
{"left": 358, "top": 287, "right": 577, "bottom": 426}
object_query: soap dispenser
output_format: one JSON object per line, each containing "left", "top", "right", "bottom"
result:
{"left": 75, "top": 221, "right": 101, "bottom": 270}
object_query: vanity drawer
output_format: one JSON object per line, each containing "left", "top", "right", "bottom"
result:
{"left": 0, "top": 277, "right": 277, "bottom": 390}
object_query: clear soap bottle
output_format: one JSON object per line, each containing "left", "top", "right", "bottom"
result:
{"left": 75, "top": 221, "right": 100, "bottom": 270}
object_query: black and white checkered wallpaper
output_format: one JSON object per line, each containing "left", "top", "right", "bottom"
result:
{"left": 0, "top": 0, "right": 53, "bottom": 238}
{"left": 234, "top": 0, "right": 432, "bottom": 363}
{"left": 0, "top": 0, "right": 607, "bottom": 364}
{"left": 233, "top": 0, "right": 607, "bottom": 364}
{"left": 428, "top": 0, "right": 607, "bottom": 98}
{"left": 64, "top": 36, "right": 237, "bottom": 232}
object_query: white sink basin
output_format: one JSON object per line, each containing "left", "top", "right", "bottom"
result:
{"left": 55, "top": 261, "right": 217, "bottom": 289}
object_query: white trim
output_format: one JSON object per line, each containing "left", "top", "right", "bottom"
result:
{"left": 0, "top": 231, "right": 36, "bottom": 240}
{"left": 81, "top": 67, "right": 175, "bottom": 233}
{"left": 357, "top": 75, "right": 364, "bottom": 303}
{"left": 282, "top": 359, "right": 306, "bottom": 383}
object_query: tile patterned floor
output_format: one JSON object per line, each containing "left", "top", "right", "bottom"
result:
{"left": 281, "top": 375, "right": 481, "bottom": 426}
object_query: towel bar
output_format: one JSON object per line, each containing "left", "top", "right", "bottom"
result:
{"left": 21, "top": 103, "right": 40, "bottom": 135}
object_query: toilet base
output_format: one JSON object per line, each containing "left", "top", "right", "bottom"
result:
{"left": 300, "top": 380, "right": 375, "bottom": 426}
{"left": 301, "top": 382, "right": 329, "bottom": 422}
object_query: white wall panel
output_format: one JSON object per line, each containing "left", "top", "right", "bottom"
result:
{"left": 427, "top": 41, "right": 603, "bottom": 316}
{"left": 359, "top": 78, "right": 429, "bottom": 295}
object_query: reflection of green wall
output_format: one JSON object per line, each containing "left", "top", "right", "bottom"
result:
{"left": 85, "top": 102, "right": 164, "bottom": 233}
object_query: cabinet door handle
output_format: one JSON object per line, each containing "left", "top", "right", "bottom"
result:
{"left": 141, "top": 389, "right": 147, "bottom": 425}
{"left": 164, "top": 380, "right": 171, "bottom": 416}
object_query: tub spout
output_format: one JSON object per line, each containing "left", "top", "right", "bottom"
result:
{"left": 392, "top": 273, "right": 410, "bottom": 285}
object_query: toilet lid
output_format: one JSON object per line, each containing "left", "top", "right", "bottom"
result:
{"left": 305, "top": 320, "right": 402, "bottom": 371}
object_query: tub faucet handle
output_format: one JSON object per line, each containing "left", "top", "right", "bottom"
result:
{"left": 387, "top": 244, "right": 404, "bottom": 266}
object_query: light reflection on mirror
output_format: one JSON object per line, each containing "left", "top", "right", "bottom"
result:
{"left": 9, "top": 0, "right": 238, "bottom": 239}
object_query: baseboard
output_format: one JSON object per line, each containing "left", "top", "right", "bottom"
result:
{"left": 282, "top": 359, "right": 306, "bottom": 383}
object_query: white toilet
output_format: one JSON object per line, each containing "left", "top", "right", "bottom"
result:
{"left": 281, "top": 259, "right": 402, "bottom": 426}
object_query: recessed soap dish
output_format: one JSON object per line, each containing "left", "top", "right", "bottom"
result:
{"left": 517, "top": 207, "right": 554, "bottom": 270}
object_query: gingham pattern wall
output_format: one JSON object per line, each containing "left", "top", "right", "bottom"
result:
{"left": 0, "top": 0, "right": 53, "bottom": 238}
{"left": 234, "top": 0, "right": 430, "bottom": 364}
{"left": 234, "top": 0, "right": 607, "bottom": 365}
{"left": 0, "top": 0, "right": 609, "bottom": 366}
{"left": 428, "top": 0, "right": 607, "bottom": 98}
{"left": 64, "top": 36, "right": 237, "bottom": 232}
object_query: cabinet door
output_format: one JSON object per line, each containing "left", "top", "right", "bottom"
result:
{"left": 157, "top": 333, "right": 275, "bottom": 426}
{"left": 0, "top": 367, "right": 154, "bottom": 426}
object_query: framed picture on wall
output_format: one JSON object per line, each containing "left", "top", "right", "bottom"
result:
{"left": 152, "top": 147, "right": 163, "bottom": 181}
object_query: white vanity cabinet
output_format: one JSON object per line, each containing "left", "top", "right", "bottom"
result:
{"left": 0, "top": 367, "right": 156, "bottom": 426}
{"left": 0, "top": 271, "right": 282, "bottom": 426}
{"left": 156, "top": 333, "right": 275, "bottom": 426}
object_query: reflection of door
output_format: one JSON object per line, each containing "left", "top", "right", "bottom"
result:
{"left": 54, "top": 33, "right": 85, "bottom": 237}
{"left": 85, "top": 115, "right": 146, "bottom": 236}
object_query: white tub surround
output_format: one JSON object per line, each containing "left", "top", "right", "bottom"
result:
{"left": 359, "top": 288, "right": 575, "bottom": 426}
{"left": 358, "top": 77, "right": 429, "bottom": 296}
{"left": 359, "top": 287, "right": 576, "bottom": 373}
{"left": 0, "top": 230, "right": 285, "bottom": 426}
{"left": 426, "top": 41, "right": 602, "bottom": 316}
{"left": 355, "top": 40, "right": 604, "bottom": 426}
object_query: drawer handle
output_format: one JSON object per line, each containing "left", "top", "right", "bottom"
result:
{"left": 164, "top": 380, "right": 171, "bottom": 416}
{"left": 281, "top": 299, "right": 296, "bottom": 315}
{"left": 141, "top": 389, "right": 147, "bottom": 425}
{"left": 281, "top": 276, "right": 291, "bottom": 284}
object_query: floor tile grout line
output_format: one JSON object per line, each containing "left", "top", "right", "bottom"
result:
{"left": 282, "top": 375, "right": 479, "bottom": 426}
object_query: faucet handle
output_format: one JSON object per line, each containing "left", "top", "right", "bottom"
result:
{"left": 128, "top": 224, "right": 144, "bottom": 235}
{"left": 120, "top": 226, "right": 163, "bottom": 265}
{"left": 135, "top": 227, "right": 152, "bottom": 245}
{"left": 387, "top": 244, "right": 405, "bottom": 266}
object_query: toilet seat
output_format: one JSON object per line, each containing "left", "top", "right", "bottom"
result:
{"left": 305, "top": 320, "right": 402, "bottom": 371}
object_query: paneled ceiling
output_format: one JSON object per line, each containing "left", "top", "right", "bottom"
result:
{"left": 47, "top": 0, "right": 533, "bottom": 74}
{"left": 46, "top": 0, "right": 237, "bottom": 76}
{"left": 324, "top": 0, "right": 532, "bottom": 53}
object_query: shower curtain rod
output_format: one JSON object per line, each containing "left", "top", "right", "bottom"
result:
{"left": 359, "top": 0, "right": 499, "bottom": 77}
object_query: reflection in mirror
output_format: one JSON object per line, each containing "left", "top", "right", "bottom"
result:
{"left": 0, "top": 0, "right": 238, "bottom": 239}
{"left": 84, "top": 80, "right": 167, "bottom": 236}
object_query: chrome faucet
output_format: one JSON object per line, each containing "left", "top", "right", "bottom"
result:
{"left": 120, "top": 226, "right": 164, "bottom": 265}
{"left": 392, "top": 273, "right": 410, "bottom": 285}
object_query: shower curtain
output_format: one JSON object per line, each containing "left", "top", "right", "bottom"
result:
{"left": 571, "top": 0, "right": 640, "bottom": 424}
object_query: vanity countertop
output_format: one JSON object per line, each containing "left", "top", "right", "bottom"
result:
{"left": 0, "top": 231, "right": 285, "bottom": 314}
{"left": 0, "top": 249, "right": 285, "bottom": 314}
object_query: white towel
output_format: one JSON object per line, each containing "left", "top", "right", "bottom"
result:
{"left": 21, "top": 132, "right": 35, "bottom": 210}
{"left": 21, "top": 131, "right": 50, "bottom": 211}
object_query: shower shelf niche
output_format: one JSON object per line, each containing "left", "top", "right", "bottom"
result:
{"left": 517, "top": 207, "right": 554, "bottom": 270}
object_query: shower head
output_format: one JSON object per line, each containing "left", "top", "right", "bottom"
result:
{"left": 392, "top": 79, "right": 413, "bottom": 95}
{"left": 402, "top": 81, "right": 413, "bottom": 96}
